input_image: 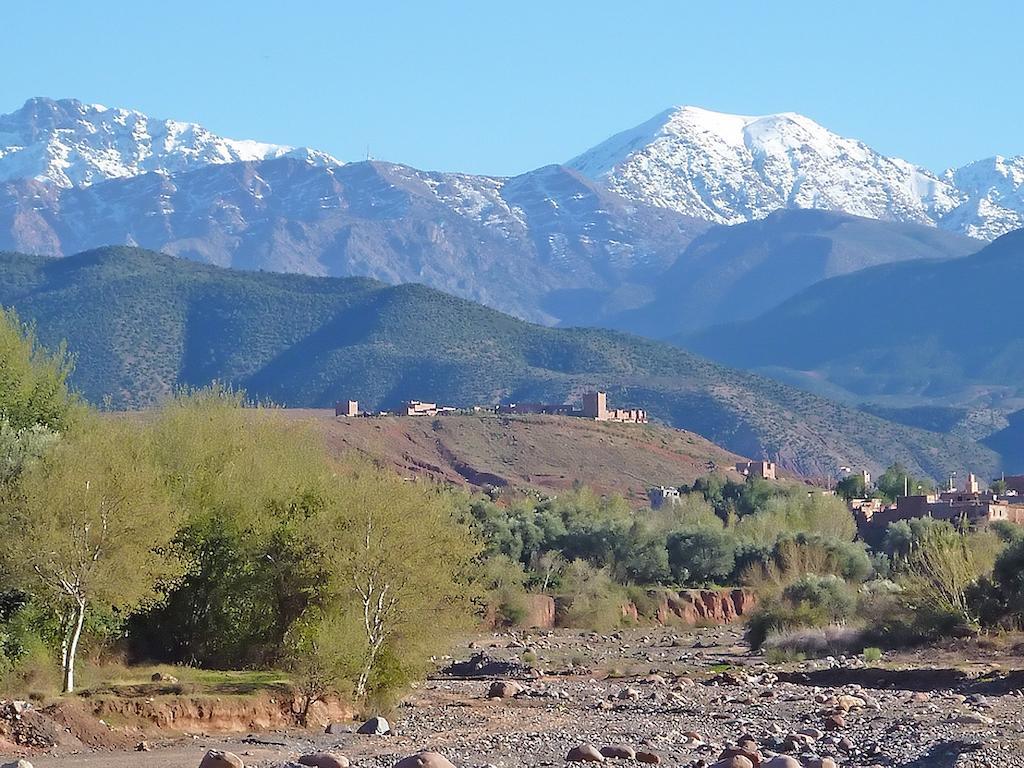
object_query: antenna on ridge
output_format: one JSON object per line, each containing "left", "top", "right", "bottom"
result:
{"left": 366, "top": 145, "right": 372, "bottom": 162}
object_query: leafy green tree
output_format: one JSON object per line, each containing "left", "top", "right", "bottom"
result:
{"left": 900, "top": 523, "right": 995, "bottom": 630}
{"left": 0, "top": 308, "right": 76, "bottom": 432}
{"left": 876, "top": 462, "right": 932, "bottom": 501}
{"left": 302, "top": 465, "right": 479, "bottom": 699}
{"left": 0, "top": 418, "right": 59, "bottom": 488}
{"left": 667, "top": 527, "right": 736, "bottom": 586}
{"left": 736, "top": 492, "right": 857, "bottom": 544}
{"left": 615, "top": 524, "right": 671, "bottom": 585}
{"left": 0, "top": 419, "right": 181, "bottom": 692}
{"left": 132, "top": 388, "right": 330, "bottom": 667}
{"left": 835, "top": 474, "right": 868, "bottom": 500}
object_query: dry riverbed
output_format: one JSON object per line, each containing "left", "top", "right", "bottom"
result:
{"left": 10, "top": 627, "right": 1024, "bottom": 768}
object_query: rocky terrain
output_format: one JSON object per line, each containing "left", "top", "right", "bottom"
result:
{"left": 6, "top": 627, "right": 1023, "bottom": 768}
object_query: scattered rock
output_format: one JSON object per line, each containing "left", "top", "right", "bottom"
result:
{"left": 636, "top": 751, "right": 661, "bottom": 764}
{"left": 599, "top": 746, "right": 635, "bottom": 760}
{"left": 394, "top": 752, "right": 457, "bottom": 768}
{"left": 199, "top": 751, "right": 244, "bottom": 768}
{"left": 835, "top": 694, "right": 865, "bottom": 711}
{"left": 151, "top": 672, "right": 179, "bottom": 683}
{"left": 357, "top": 716, "right": 391, "bottom": 735}
{"left": 325, "top": 722, "right": 347, "bottom": 735}
{"left": 824, "top": 713, "right": 845, "bottom": 730}
{"left": 298, "top": 753, "right": 351, "bottom": 768}
{"left": 956, "top": 712, "right": 995, "bottom": 725}
{"left": 488, "top": 680, "right": 524, "bottom": 699}
{"left": 136, "top": 741, "right": 151, "bottom": 752}
{"left": 719, "top": 746, "right": 760, "bottom": 767}
{"left": 444, "top": 652, "right": 532, "bottom": 679}
{"left": 762, "top": 758, "right": 800, "bottom": 768}
{"left": 567, "top": 744, "right": 606, "bottom": 762}
{"left": 709, "top": 757, "right": 753, "bottom": 768}
{"left": 1, "top": 761, "right": 34, "bottom": 768}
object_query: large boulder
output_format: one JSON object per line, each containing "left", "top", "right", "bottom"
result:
{"left": 487, "top": 680, "right": 524, "bottom": 698}
{"left": 394, "top": 752, "right": 456, "bottom": 768}
{"left": 357, "top": 716, "right": 391, "bottom": 735}
{"left": 762, "top": 758, "right": 800, "bottom": 768}
{"left": 567, "top": 745, "right": 605, "bottom": 763}
{"left": 199, "top": 751, "right": 244, "bottom": 768}
{"left": 1, "top": 761, "right": 34, "bottom": 768}
{"left": 444, "top": 652, "right": 533, "bottom": 679}
{"left": 709, "top": 758, "right": 754, "bottom": 768}
{"left": 298, "top": 753, "right": 350, "bottom": 768}
{"left": 599, "top": 746, "right": 635, "bottom": 760}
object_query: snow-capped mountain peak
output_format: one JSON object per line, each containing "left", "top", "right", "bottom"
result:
{"left": 0, "top": 97, "right": 341, "bottom": 187}
{"left": 568, "top": 105, "right": 964, "bottom": 228}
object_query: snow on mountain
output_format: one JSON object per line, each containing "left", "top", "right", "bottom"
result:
{"left": 943, "top": 156, "right": 1024, "bottom": 240}
{"left": 568, "top": 106, "right": 960, "bottom": 227}
{"left": 568, "top": 106, "right": 1022, "bottom": 240}
{"left": 0, "top": 97, "right": 340, "bottom": 187}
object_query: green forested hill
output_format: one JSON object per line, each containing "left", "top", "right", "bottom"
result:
{"left": 686, "top": 228, "right": 1024, "bottom": 403}
{"left": 0, "top": 247, "right": 999, "bottom": 480}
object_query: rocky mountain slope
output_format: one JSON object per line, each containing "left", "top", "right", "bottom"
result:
{"left": 0, "top": 157, "right": 708, "bottom": 325}
{"left": 568, "top": 106, "right": 1024, "bottom": 241}
{"left": 1, "top": 97, "right": 1019, "bottom": 330}
{"left": 0, "top": 246, "right": 998, "bottom": 480}
{"left": 610, "top": 209, "right": 980, "bottom": 337}
{"left": 0, "top": 96, "right": 338, "bottom": 187}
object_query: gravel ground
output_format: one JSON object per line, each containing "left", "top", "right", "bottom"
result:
{"left": 21, "top": 627, "right": 1024, "bottom": 768}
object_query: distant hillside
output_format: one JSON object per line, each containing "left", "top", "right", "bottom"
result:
{"left": 284, "top": 409, "right": 745, "bottom": 504}
{"left": 0, "top": 246, "right": 998, "bottom": 480}
{"left": 984, "top": 409, "right": 1024, "bottom": 473}
{"left": 686, "top": 229, "right": 1024, "bottom": 405}
{"left": 612, "top": 209, "right": 980, "bottom": 337}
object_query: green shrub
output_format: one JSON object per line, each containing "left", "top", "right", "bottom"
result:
{"left": 863, "top": 646, "right": 883, "bottom": 663}
{"left": 746, "top": 574, "right": 857, "bottom": 650}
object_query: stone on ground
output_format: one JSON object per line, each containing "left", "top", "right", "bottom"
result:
{"left": 298, "top": 752, "right": 351, "bottom": 768}
{"left": 394, "top": 752, "right": 457, "bottom": 768}
{"left": 199, "top": 751, "right": 244, "bottom": 768}
{"left": 357, "top": 715, "right": 391, "bottom": 735}
{"left": 487, "top": 680, "right": 524, "bottom": 699}
{"left": 599, "top": 745, "right": 635, "bottom": 760}
{"left": 567, "top": 744, "right": 605, "bottom": 762}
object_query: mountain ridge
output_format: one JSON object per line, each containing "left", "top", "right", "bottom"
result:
{"left": 0, "top": 245, "right": 999, "bottom": 481}
{"left": 0, "top": 97, "right": 340, "bottom": 187}
{"left": 568, "top": 105, "right": 1024, "bottom": 240}
{"left": 685, "top": 229, "right": 1024, "bottom": 412}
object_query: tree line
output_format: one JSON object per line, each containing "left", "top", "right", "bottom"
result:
{"left": 3, "top": 306, "right": 1023, "bottom": 701}
{"left": 0, "top": 309, "right": 478, "bottom": 701}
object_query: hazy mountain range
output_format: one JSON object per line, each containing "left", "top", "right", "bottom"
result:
{"left": 0, "top": 245, "right": 999, "bottom": 480}
{"left": 0, "top": 97, "right": 1019, "bottom": 332}
{"left": 1, "top": 96, "right": 1021, "bottom": 475}
{"left": 685, "top": 229, "right": 1024, "bottom": 454}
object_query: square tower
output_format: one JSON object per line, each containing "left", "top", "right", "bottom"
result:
{"left": 582, "top": 391, "right": 609, "bottom": 420}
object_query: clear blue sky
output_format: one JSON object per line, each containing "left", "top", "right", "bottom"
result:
{"left": 5, "top": 1, "right": 1021, "bottom": 176}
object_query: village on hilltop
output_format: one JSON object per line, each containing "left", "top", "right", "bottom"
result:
{"left": 334, "top": 390, "right": 648, "bottom": 424}
{"left": 335, "top": 391, "right": 1024, "bottom": 535}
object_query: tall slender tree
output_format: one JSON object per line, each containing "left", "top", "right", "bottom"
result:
{"left": 0, "top": 419, "right": 181, "bottom": 692}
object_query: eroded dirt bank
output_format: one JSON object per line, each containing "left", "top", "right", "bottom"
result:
{"left": 7, "top": 626, "right": 1024, "bottom": 768}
